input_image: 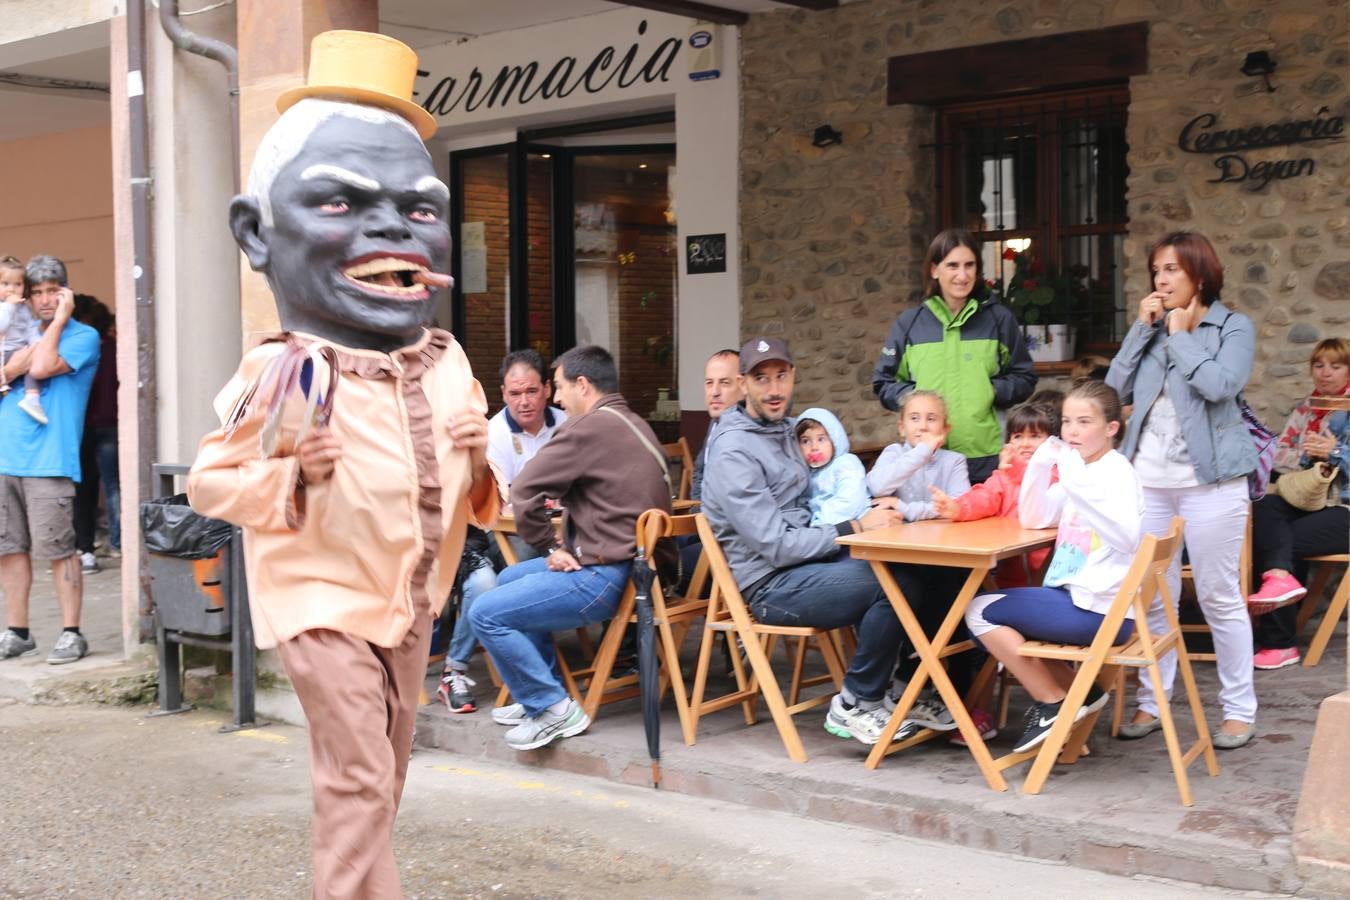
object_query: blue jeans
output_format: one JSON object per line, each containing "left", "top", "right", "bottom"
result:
{"left": 747, "top": 552, "right": 904, "bottom": 704}
{"left": 469, "top": 557, "right": 631, "bottom": 716}
{"left": 446, "top": 562, "right": 497, "bottom": 668}
{"left": 973, "top": 586, "right": 1135, "bottom": 646}
{"left": 74, "top": 425, "right": 120, "bottom": 553}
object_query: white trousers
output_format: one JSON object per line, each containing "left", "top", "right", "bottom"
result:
{"left": 1135, "top": 478, "right": 1256, "bottom": 724}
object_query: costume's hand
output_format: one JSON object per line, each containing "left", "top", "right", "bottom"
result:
{"left": 870, "top": 495, "right": 899, "bottom": 510}
{"left": 1304, "top": 429, "right": 1336, "bottom": 460}
{"left": 1138, "top": 291, "right": 1166, "bottom": 326}
{"left": 450, "top": 408, "right": 489, "bottom": 451}
{"left": 297, "top": 430, "right": 342, "bottom": 485}
{"left": 929, "top": 485, "right": 960, "bottom": 519}
{"left": 859, "top": 507, "right": 902, "bottom": 531}
{"left": 547, "top": 548, "right": 581, "bottom": 572}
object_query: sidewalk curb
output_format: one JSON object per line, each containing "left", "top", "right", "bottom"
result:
{"left": 414, "top": 703, "right": 1301, "bottom": 895}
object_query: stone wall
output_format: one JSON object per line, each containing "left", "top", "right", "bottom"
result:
{"left": 740, "top": 0, "right": 1349, "bottom": 443}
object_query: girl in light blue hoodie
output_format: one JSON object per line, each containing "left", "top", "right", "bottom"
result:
{"left": 795, "top": 407, "right": 871, "bottom": 526}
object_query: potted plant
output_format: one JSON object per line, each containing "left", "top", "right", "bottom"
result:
{"left": 997, "top": 248, "right": 1079, "bottom": 363}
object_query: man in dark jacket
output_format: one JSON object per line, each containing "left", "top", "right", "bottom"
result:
{"left": 470, "top": 344, "right": 673, "bottom": 750}
{"left": 702, "top": 337, "right": 938, "bottom": 748}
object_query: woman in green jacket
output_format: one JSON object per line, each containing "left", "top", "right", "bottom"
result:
{"left": 872, "top": 229, "right": 1037, "bottom": 484}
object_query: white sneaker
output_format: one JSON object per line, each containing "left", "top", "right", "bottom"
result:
{"left": 80, "top": 552, "right": 99, "bottom": 574}
{"left": 491, "top": 702, "right": 527, "bottom": 726}
{"left": 823, "top": 694, "right": 918, "bottom": 746}
{"left": 503, "top": 699, "right": 590, "bottom": 751}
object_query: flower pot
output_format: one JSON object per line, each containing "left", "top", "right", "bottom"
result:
{"left": 1023, "top": 325, "right": 1076, "bottom": 363}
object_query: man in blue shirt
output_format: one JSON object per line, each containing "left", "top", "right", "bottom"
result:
{"left": 0, "top": 255, "right": 100, "bottom": 664}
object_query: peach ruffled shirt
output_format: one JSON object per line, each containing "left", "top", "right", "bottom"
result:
{"left": 188, "top": 328, "right": 499, "bottom": 649}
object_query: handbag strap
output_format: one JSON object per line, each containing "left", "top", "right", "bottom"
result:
{"left": 599, "top": 405, "right": 672, "bottom": 493}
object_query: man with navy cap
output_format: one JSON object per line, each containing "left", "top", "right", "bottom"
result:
{"left": 701, "top": 337, "right": 923, "bottom": 747}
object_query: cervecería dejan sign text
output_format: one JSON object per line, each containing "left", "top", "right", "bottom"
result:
{"left": 1179, "top": 106, "right": 1345, "bottom": 190}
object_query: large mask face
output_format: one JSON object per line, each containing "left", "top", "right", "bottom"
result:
{"left": 231, "top": 114, "right": 451, "bottom": 351}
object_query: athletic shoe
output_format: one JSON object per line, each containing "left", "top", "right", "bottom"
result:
{"left": 47, "top": 631, "right": 88, "bottom": 665}
{"left": 0, "top": 630, "right": 37, "bottom": 660}
{"left": 80, "top": 552, "right": 99, "bottom": 574}
{"left": 18, "top": 394, "right": 47, "bottom": 425}
{"left": 436, "top": 670, "right": 477, "bottom": 713}
{"left": 1253, "top": 646, "right": 1301, "bottom": 670}
{"left": 824, "top": 694, "right": 918, "bottom": 745}
{"left": 949, "top": 707, "right": 998, "bottom": 746}
{"left": 1014, "top": 697, "right": 1094, "bottom": 754}
{"left": 1084, "top": 684, "right": 1110, "bottom": 715}
{"left": 881, "top": 677, "right": 908, "bottom": 712}
{"left": 1247, "top": 571, "right": 1307, "bottom": 617}
{"left": 491, "top": 702, "right": 528, "bottom": 726}
{"left": 503, "top": 699, "right": 590, "bottom": 750}
{"left": 904, "top": 695, "right": 958, "bottom": 732}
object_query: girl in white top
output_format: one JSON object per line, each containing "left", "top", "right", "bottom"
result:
{"left": 965, "top": 380, "right": 1144, "bottom": 754}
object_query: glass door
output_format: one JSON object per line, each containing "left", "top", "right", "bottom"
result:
{"left": 450, "top": 140, "right": 678, "bottom": 426}
{"left": 569, "top": 147, "right": 678, "bottom": 427}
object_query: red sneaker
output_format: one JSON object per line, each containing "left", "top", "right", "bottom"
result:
{"left": 1253, "top": 646, "right": 1301, "bottom": 670}
{"left": 949, "top": 707, "right": 998, "bottom": 746}
{"left": 1247, "top": 571, "right": 1307, "bottom": 617}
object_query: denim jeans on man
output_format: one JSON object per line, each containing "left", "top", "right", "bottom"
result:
{"left": 470, "top": 556, "right": 631, "bottom": 715}
{"left": 747, "top": 551, "right": 905, "bottom": 703}
{"left": 446, "top": 561, "right": 497, "bottom": 667}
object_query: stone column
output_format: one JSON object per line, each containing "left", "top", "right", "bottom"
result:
{"left": 1293, "top": 401, "right": 1350, "bottom": 894}
{"left": 235, "top": 0, "right": 378, "bottom": 345}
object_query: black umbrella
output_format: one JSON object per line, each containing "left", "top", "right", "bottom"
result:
{"left": 631, "top": 516, "right": 662, "bottom": 789}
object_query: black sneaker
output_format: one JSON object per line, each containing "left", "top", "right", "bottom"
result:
{"left": 1014, "top": 700, "right": 1065, "bottom": 753}
{"left": 1084, "top": 684, "right": 1110, "bottom": 715}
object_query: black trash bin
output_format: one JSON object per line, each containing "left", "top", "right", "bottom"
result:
{"left": 142, "top": 466, "right": 256, "bottom": 731}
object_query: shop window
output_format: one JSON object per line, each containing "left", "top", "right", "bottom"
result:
{"left": 937, "top": 86, "right": 1130, "bottom": 347}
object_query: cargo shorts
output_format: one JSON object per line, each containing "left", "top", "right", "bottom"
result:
{"left": 0, "top": 475, "right": 77, "bottom": 560}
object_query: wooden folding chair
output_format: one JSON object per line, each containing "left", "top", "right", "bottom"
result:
{"left": 1296, "top": 554, "right": 1350, "bottom": 667}
{"left": 1014, "top": 516, "right": 1219, "bottom": 805}
{"left": 578, "top": 510, "right": 711, "bottom": 730}
{"left": 687, "top": 514, "right": 848, "bottom": 763}
{"left": 662, "top": 437, "right": 695, "bottom": 501}
{"left": 1113, "top": 505, "right": 1252, "bottom": 734}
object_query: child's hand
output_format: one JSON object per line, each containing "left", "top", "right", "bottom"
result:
{"left": 871, "top": 495, "right": 899, "bottom": 510}
{"left": 929, "top": 485, "right": 960, "bottom": 519}
{"left": 919, "top": 430, "right": 945, "bottom": 453}
{"left": 998, "top": 442, "right": 1017, "bottom": 470}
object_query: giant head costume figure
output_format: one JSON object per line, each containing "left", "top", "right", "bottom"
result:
{"left": 228, "top": 31, "right": 449, "bottom": 353}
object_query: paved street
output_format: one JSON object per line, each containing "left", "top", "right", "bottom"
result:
{"left": 0, "top": 701, "right": 1283, "bottom": 899}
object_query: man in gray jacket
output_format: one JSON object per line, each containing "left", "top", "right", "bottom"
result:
{"left": 702, "top": 337, "right": 918, "bottom": 746}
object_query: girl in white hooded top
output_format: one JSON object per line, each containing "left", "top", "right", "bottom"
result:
{"left": 965, "top": 380, "right": 1145, "bottom": 754}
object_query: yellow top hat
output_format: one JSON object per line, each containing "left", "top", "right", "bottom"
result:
{"left": 276, "top": 30, "right": 437, "bottom": 140}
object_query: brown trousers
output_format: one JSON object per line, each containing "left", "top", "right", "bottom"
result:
{"left": 277, "top": 612, "right": 432, "bottom": 899}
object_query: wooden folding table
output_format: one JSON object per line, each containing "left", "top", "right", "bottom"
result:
{"left": 837, "top": 519, "right": 1057, "bottom": 790}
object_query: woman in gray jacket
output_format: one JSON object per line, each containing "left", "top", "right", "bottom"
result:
{"left": 1106, "top": 231, "right": 1259, "bottom": 750}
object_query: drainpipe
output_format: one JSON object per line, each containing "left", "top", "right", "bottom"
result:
{"left": 158, "top": 0, "right": 241, "bottom": 192}
{"left": 126, "top": 0, "right": 157, "bottom": 640}
{"left": 129, "top": 1, "right": 240, "bottom": 639}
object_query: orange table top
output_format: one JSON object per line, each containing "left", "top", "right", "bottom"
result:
{"left": 837, "top": 517, "right": 1057, "bottom": 570}
{"left": 1310, "top": 396, "right": 1350, "bottom": 411}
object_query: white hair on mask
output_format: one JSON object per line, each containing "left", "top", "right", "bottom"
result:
{"left": 247, "top": 98, "right": 427, "bottom": 226}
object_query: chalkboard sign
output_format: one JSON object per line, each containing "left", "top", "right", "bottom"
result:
{"left": 686, "top": 233, "right": 727, "bottom": 274}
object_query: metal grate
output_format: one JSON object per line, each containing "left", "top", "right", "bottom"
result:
{"left": 933, "top": 87, "right": 1131, "bottom": 346}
